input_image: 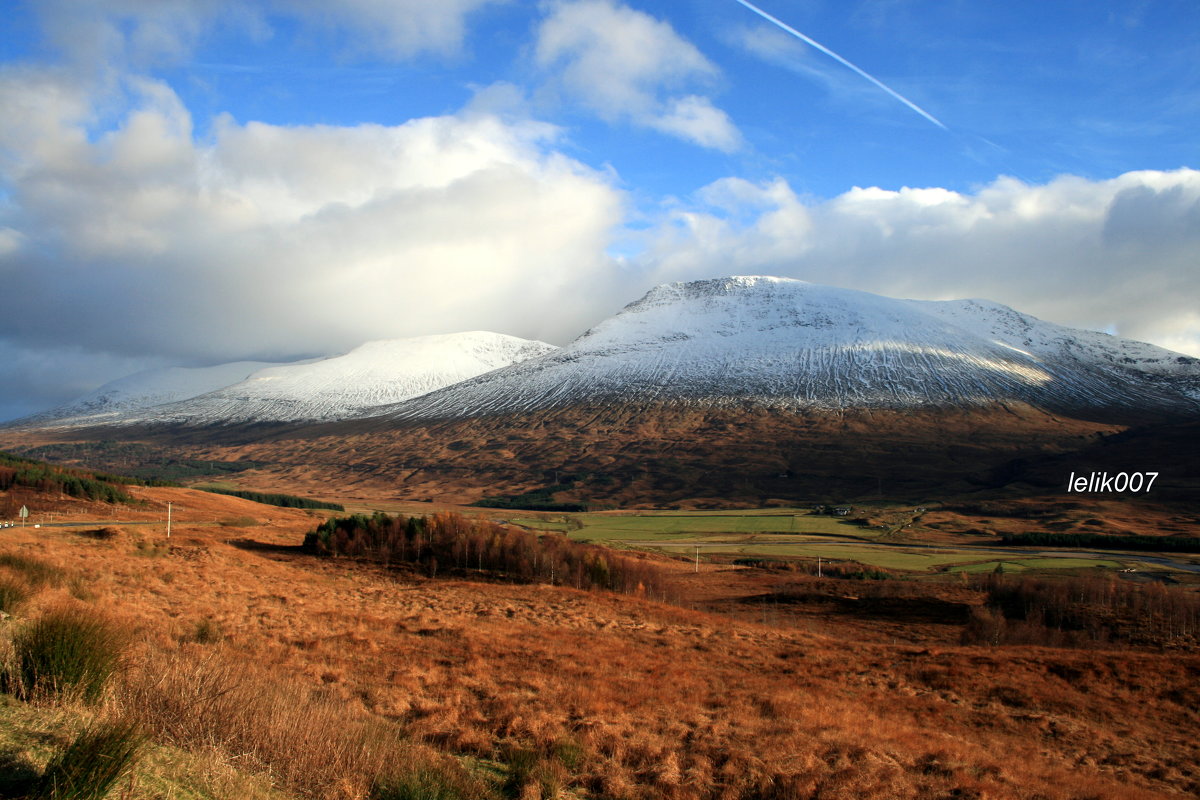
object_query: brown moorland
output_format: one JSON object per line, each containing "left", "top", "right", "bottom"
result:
{"left": 1, "top": 485, "right": 1199, "bottom": 799}
{"left": 0, "top": 402, "right": 1130, "bottom": 507}
{"left": 204, "top": 403, "right": 1134, "bottom": 505}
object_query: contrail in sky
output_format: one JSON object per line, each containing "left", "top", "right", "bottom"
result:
{"left": 733, "top": 0, "right": 947, "bottom": 130}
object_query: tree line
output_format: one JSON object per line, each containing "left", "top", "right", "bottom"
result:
{"left": 963, "top": 571, "right": 1200, "bottom": 648}
{"left": 201, "top": 487, "right": 343, "bottom": 511}
{"left": 304, "top": 511, "right": 670, "bottom": 599}
{"left": 15, "top": 441, "right": 263, "bottom": 484}
{"left": 0, "top": 452, "right": 133, "bottom": 504}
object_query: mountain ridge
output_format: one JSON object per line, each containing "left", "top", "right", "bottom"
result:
{"left": 10, "top": 331, "right": 557, "bottom": 429}
{"left": 373, "top": 277, "right": 1200, "bottom": 424}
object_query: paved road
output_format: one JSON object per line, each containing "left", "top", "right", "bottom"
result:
{"left": 4, "top": 521, "right": 159, "bottom": 529}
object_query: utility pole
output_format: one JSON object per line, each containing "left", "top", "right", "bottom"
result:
{"left": 166, "top": 502, "right": 172, "bottom": 539}
{"left": 694, "top": 545, "right": 699, "bottom": 573}
{"left": 817, "top": 555, "right": 822, "bottom": 578}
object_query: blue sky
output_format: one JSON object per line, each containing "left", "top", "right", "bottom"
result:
{"left": 0, "top": 0, "right": 1197, "bottom": 419}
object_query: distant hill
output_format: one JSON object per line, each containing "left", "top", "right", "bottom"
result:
{"left": 11, "top": 361, "right": 281, "bottom": 428}
{"left": 7, "top": 332, "right": 556, "bottom": 429}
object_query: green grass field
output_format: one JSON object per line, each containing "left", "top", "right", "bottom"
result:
{"left": 353, "top": 505, "right": 1163, "bottom": 576}
{"left": 509, "top": 517, "right": 575, "bottom": 533}
{"left": 653, "top": 541, "right": 984, "bottom": 570}
{"left": 499, "top": 509, "right": 1127, "bottom": 573}
{"left": 500, "top": 508, "right": 1132, "bottom": 574}
{"left": 563, "top": 510, "right": 871, "bottom": 542}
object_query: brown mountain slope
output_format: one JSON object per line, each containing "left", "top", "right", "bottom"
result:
{"left": 156, "top": 402, "right": 1125, "bottom": 505}
{"left": 984, "top": 420, "right": 1200, "bottom": 500}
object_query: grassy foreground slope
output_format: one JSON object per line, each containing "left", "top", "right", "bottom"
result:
{"left": 0, "top": 693, "right": 290, "bottom": 800}
{"left": 0, "top": 487, "right": 495, "bottom": 799}
{"left": 0, "top": 484, "right": 1198, "bottom": 799}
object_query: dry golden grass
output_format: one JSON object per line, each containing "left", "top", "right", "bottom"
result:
{"left": 118, "top": 643, "right": 488, "bottom": 799}
{"left": 1, "top": 486, "right": 1198, "bottom": 799}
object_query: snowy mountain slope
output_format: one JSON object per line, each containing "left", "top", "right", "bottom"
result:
{"left": 914, "top": 298, "right": 1199, "bottom": 381}
{"left": 100, "top": 332, "right": 557, "bottom": 426}
{"left": 11, "top": 278, "right": 1197, "bottom": 433}
{"left": 378, "top": 277, "right": 1200, "bottom": 421}
{"left": 14, "top": 361, "right": 282, "bottom": 429}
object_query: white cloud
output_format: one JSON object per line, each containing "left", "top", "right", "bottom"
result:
{"left": 277, "top": 0, "right": 504, "bottom": 59}
{"left": 535, "top": 0, "right": 741, "bottom": 150}
{"left": 3, "top": 54, "right": 1196, "bottom": 419}
{"left": 0, "top": 72, "right": 625, "bottom": 394}
{"left": 638, "top": 169, "right": 1200, "bottom": 357}
{"left": 1, "top": 2, "right": 1196, "bottom": 421}
{"left": 646, "top": 95, "right": 741, "bottom": 152}
{"left": 32, "top": 0, "right": 234, "bottom": 70}
{"left": 29, "top": 0, "right": 500, "bottom": 68}
{"left": 0, "top": 67, "right": 96, "bottom": 173}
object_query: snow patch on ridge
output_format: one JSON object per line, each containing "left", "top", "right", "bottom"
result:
{"left": 145, "top": 332, "right": 557, "bottom": 424}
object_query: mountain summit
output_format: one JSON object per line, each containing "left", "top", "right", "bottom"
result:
{"left": 380, "top": 277, "right": 1200, "bottom": 423}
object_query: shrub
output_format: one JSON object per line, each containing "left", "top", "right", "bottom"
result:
{"left": 189, "top": 617, "right": 223, "bottom": 644}
{"left": 5, "top": 607, "right": 124, "bottom": 703}
{"left": 371, "top": 764, "right": 486, "bottom": 800}
{"left": 501, "top": 745, "right": 563, "bottom": 799}
{"left": 66, "top": 578, "right": 98, "bottom": 603}
{"left": 0, "top": 552, "right": 65, "bottom": 587}
{"left": 551, "top": 737, "right": 585, "bottom": 771}
{"left": 0, "top": 575, "right": 30, "bottom": 613}
{"left": 76, "top": 527, "right": 121, "bottom": 541}
{"left": 30, "top": 718, "right": 144, "bottom": 800}
{"left": 130, "top": 537, "right": 166, "bottom": 558}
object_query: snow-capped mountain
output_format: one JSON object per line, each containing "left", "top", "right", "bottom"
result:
{"left": 16, "top": 361, "right": 283, "bottom": 428}
{"left": 15, "top": 332, "right": 556, "bottom": 428}
{"left": 379, "top": 277, "right": 1200, "bottom": 421}
{"left": 12, "top": 278, "right": 1198, "bottom": 434}
{"left": 140, "top": 332, "right": 556, "bottom": 425}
